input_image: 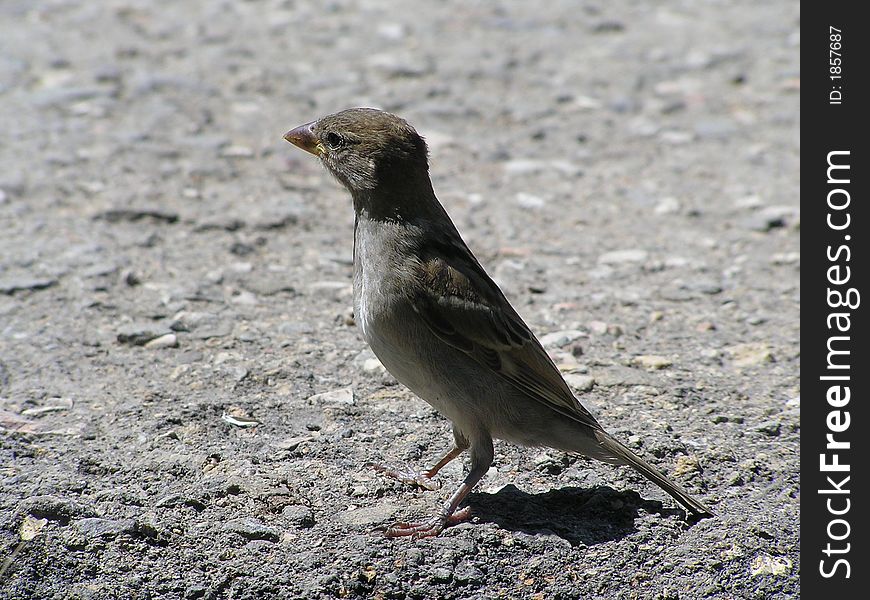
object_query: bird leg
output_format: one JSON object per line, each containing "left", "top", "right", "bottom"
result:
{"left": 383, "top": 477, "right": 478, "bottom": 538}
{"left": 369, "top": 445, "right": 464, "bottom": 491}
{"left": 382, "top": 436, "right": 492, "bottom": 538}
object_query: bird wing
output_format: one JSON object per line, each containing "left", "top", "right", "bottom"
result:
{"left": 410, "top": 237, "right": 601, "bottom": 431}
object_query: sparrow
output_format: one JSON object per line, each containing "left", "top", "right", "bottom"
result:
{"left": 284, "top": 108, "right": 713, "bottom": 537}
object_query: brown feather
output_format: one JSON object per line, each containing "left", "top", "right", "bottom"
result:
{"left": 411, "top": 240, "right": 602, "bottom": 431}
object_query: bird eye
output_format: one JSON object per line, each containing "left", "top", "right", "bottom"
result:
{"left": 325, "top": 132, "right": 344, "bottom": 149}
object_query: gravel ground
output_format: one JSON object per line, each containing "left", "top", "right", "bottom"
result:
{"left": 1, "top": 1, "right": 800, "bottom": 598}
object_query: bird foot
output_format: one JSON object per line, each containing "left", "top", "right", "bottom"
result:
{"left": 367, "top": 462, "right": 441, "bottom": 491}
{"left": 381, "top": 506, "right": 472, "bottom": 539}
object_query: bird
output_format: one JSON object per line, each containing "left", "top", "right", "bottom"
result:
{"left": 284, "top": 108, "right": 714, "bottom": 537}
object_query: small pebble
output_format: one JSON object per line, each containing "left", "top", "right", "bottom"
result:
{"left": 430, "top": 568, "right": 453, "bottom": 583}
{"left": 19, "top": 495, "right": 97, "bottom": 521}
{"left": 539, "top": 330, "right": 586, "bottom": 348}
{"left": 632, "top": 355, "right": 672, "bottom": 370}
{"left": 72, "top": 517, "right": 138, "bottom": 539}
{"left": 771, "top": 252, "right": 800, "bottom": 265}
{"left": 281, "top": 505, "right": 315, "bottom": 528}
{"left": 750, "top": 553, "right": 792, "bottom": 577}
{"left": 222, "top": 518, "right": 279, "bottom": 542}
{"left": 117, "top": 323, "right": 171, "bottom": 346}
{"left": 453, "top": 563, "right": 485, "bottom": 584}
{"left": 726, "top": 343, "right": 774, "bottom": 367}
{"left": 756, "top": 420, "right": 782, "bottom": 437}
{"left": 308, "top": 388, "right": 354, "bottom": 406}
{"left": 654, "top": 197, "right": 681, "bottom": 215}
{"left": 0, "top": 277, "right": 58, "bottom": 295}
{"left": 337, "top": 504, "right": 401, "bottom": 527}
{"left": 144, "top": 333, "right": 178, "bottom": 349}
{"left": 564, "top": 374, "right": 595, "bottom": 392}
{"left": 515, "top": 192, "right": 545, "bottom": 209}
{"left": 671, "top": 456, "right": 700, "bottom": 478}
{"left": 598, "top": 249, "right": 648, "bottom": 264}
{"left": 220, "top": 145, "right": 254, "bottom": 158}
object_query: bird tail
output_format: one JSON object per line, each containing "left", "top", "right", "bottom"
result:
{"left": 595, "top": 430, "right": 714, "bottom": 518}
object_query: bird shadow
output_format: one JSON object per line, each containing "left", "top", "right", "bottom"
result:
{"left": 466, "top": 484, "right": 688, "bottom": 547}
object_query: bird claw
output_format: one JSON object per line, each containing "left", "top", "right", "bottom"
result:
{"left": 367, "top": 462, "right": 441, "bottom": 491}
{"left": 381, "top": 507, "right": 473, "bottom": 539}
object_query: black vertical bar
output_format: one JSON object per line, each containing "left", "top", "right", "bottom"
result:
{"left": 802, "top": 3, "right": 869, "bottom": 597}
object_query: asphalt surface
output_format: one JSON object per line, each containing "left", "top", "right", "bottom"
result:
{"left": 1, "top": 1, "right": 800, "bottom": 598}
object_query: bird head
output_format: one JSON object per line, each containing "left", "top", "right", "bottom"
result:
{"left": 284, "top": 108, "right": 430, "bottom": 198}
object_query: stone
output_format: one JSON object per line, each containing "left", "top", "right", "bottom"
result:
{"left": 654, "top": 197, "right": 681, "bottom": 215}
{"left": 430, "top": 568, "right": 453, "bottom": 583}
{"left": 743, "top": 205, "right": 799, "bottom": 232}
{"left": 155, "top": 494, "right": 206, "bottom": 511}
{"left": 671, "top": 456, "right": 700, "bottom": 478}
{"left": 282, "top": 505, "right": 315, "bottom": 528}
{"left": 750, "top": 553, "right": 793, "bottom": 577}
{"left": 515, "top": 192, "right": 545, "bottom": 209}
{"left": 171, "top": 311, "right": 232, "bottom": 339}
{"left": 771, "top": 252, "right": 800, "bottom": 265}
{"left": 20, "top": 515, "right": 48, "bottom": 541}
{"left": 756, "top": 420, "right": 782, "bottom": 436}
{"left": 366, "top": 52, "right": 432, "bottom": 78}
{"left": 222, "top": 517, "right": 279, "bottom": 542}
{"left": 251, "top": 210, "right": 299, "bottom": 231}
{"left": 734, "top": 195, "right": 764, "bottom": 209}
{"left": 598, "top": 249, "right": 648, "bottom": 264}
{"left": 587, "top": 321, "right": 609, "bottom": 335}
{"left": 194, "top": 322, "right": 234, "bottom": 339}
{"left": 117, "top": 323, "right": 171, "bottom": 346}
{"left": 453, "top": 562, "right": 485, "bottom": 584}
{"left": 18, "top": 495, "right": 97, "bottom": 522}
{"left": 353, "top": 349, "right": 386, "bottom": 374}
{"left": 72, "top": 517, "right": 138, "bottom": 539}
{"left": 502, "top": 159, "right": 580, "bottom": 176}
{"left": 337, "top": 504, "right": 401, "bottom": 527}
{"left": 223, "top": 366, "right": 249, "bottom": 383}
{"left": 0, "top": 277, "right": 57, "bottom": 295}
{"left": 95, "top": 207, "right": 178, "bottom": 224}
{"left": 539, "top": 330, "right": 586, "bottom": 349}
{"left": 220, "top": 145, "right": 254, "bottom": 158}
{"left": 308, "top": 388, "right": 354, "bottom": 406}
{"left": 632, "top": 355, "right": 673, "bottom": 370}
{"left": 726, "top": 343, "right": 774, "bottom": 367}
{"left": 144, "top": 333, "right": 178, "bottom": 349}
{"left": 194, "top": 217, "right": 245, "bottom": 232}
{"left": 564, "top": 374, "right": 595, "bottom": 392}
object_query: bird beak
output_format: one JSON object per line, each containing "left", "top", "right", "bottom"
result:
{"left": 284, "top": 121, "right": 323, "bottom": 157}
